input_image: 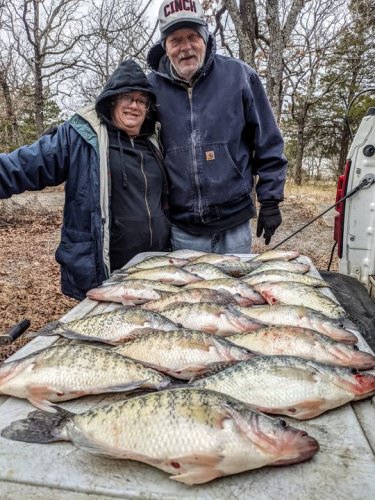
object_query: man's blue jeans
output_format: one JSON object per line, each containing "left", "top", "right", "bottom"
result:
{"left": 171, "top": 220, "right": 252, "bottom": 254}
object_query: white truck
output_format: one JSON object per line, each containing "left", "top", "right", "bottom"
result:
{"left": 315, "top": 102, "right": 375, "bottom": 349}
{"left": 334, "top": 105, "right": 375, "bottom": 302}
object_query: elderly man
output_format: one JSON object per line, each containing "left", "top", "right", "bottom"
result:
{"left": 147, "top": 0, "right": 287, "bottom": 253}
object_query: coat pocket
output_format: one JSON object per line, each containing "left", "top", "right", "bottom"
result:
{"left": 55, "top": 227, "right": 97, "bottom": 291}
{"left": 199, "top": 142, "right": 249, "bottom": 205}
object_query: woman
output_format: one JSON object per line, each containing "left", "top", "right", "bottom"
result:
{"left": 0, "top": 60, "right": 171, "bottom": 300}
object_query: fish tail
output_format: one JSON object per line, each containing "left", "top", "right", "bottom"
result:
{"left": 343, "top": 313, "right": 366, "bottom": 336}
{"left": 25, "top": 321, "right": 61, "bottom": 339}
{"left": 1, "top": 405, "right": 74, "bottom": 443}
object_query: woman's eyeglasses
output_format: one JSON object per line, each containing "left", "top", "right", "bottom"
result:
{"left": 117, "top": 94, "right": 150, "bottom": 110}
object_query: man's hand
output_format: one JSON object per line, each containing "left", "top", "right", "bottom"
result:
{"left": 256, "top": 200, "right": 282, "bottom": 245}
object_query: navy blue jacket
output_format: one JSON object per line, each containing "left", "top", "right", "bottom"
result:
{"left": 0, "top": 60, "right": 168, "bottom": 301}
{"left": 148, "top": 36, "right": 287, "bottom": 229}
{"left": 0, "top": 116, "right": 107, "bottom": 300}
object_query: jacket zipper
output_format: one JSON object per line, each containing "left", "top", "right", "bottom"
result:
{"left": 140, "top": 151, "right": 153, "bottom": 247}
{"left": 130, "top": 137, "right": 153, "bottom": 246}
{"left": 187, "top": 86, "right": 203, "bottom": 219}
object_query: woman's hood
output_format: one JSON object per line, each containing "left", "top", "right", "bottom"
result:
{"left": 95, "top": 59, "right": 157, "bottom": 134}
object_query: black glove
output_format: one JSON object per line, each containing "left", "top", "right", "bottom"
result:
{"left": 256, "top": 200, "right": 282, "bottom": 245}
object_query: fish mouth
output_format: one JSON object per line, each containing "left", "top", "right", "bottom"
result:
{"left": 328, "top": 345, "right": 375, "bottom": 370}
{"left": 342, "top": 372, "right": 375, "bottom": 397}
{"left": 86, "top": 288, "right": 103, "bottom": 300}
{"left": 272, "top": 430, "right": 320, "bottom": 465}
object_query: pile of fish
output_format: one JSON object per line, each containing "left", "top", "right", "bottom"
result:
{"left": 1, "top": 248, "right": 375, "bottom": 485}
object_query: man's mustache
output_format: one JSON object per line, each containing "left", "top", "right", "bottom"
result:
{"left": 178, "top": 50, "right": 197, "bottom": 61}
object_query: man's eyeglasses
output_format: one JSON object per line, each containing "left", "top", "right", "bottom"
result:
{"left": 117, "top": 94, "right": 150, "bottom": 110}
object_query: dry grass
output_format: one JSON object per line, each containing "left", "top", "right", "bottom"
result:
{"left": 0, "top": 181, "right": 339, "bottom": 362}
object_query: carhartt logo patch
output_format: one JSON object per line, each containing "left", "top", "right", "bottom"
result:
{"left": 205, "top": 151, "right": 215, "bottom": 161}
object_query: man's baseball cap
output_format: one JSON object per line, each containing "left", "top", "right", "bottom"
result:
{"left": 158, "top": 0, "right": 208, "bottom": 40}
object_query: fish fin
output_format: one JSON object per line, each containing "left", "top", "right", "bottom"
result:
{"left": 171, "top": 365, "right": 208, "bottom": 380}
{"left": 1, "top": 406, "right": 73, "bottom": 443}
{"left": 97, "top": 379, "right": 148, "bottom": 393}
{"left": 167, "top": 455, "right": 223, "bottom": 485}
{"left": 201, "top": 325, "right": 219, "bottom": 334}
{"left": 67, "top": 430, "right": 156, "bottom": 462}
{"left": 120, "top": 299, "right": 139, "bottom": 306}
{"left": 58, "top": 329, "right": 118, "bottom": 345}
{"left": 170, "top": 467, "right": 222, "bottom": 485}
{"left": 26, "top": 384, "right": 61, "bottom": 412}
{"left": 25, "top": 321, "right": 61, "bottom": 339}
{"left": 188, "top": 361, "right": 239, "bottom": 382}
{"left": 255, "top": 399, "right": 327, "bottom": 420}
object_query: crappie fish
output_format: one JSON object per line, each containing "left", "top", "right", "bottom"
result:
{"left": 243, "top": 270, "right": 329, "bottom": 288}
{"left": 253, "top": 282, "right": 347, "bottom": 319}
{"left": 185, "top": 278, "right": 265, "bottom": 306}
{"left": 125, "top": 256, "right": 189, "bottom": 273}
{"left": 229, "top": 327, "right": 375, "bottom": 369}
{"left": 123, "top": 266, "right": 203, "bottom": 285}
{"left": 33, "top": 308, "right": 177, "bottom": 345}
{"left": 251, "top": 250, "right": 300, "bottom": 262}
{"left": 100, "top": 278, "right": 180, "bottom": 294}
{"left": 190, "top": 253, "right": 241, "bottom": 265}
{"left": 245, "top": 260, "right": 310, "bottom": 276}
{"left": 1, "top": 388, "right": 319, "bottom": 484}
{"left": 141, "top": 288, "right": 236, "bottom": 312}
{"left": 159, "top": 303, "right": 264, "bottom": 335}
{"left": 192, "top": 356, "right": 375, "bottom": 419}
{"left": 233, "top": 305, "right": 358, "bottom": 344}
{"left": 0, "top": 344, "right": 172, "bottom": 411}
{"left": 183, "top": 263, "right": 230, "bottom": 280}
{"left": 167, "top": 249, "right": 206, "bottom": 260}
{"left": 113, "top": 329, "right": 254, "bottom": 379}
{"left": 215, "top": 260, "right": 261, "bottom": 277}
{"left": 86, "top": 283, "right": 171, "bottom": 305}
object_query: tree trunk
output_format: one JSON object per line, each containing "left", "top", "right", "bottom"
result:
{"left": 222, "top": 0, "right": 255, "bottom": 66}
{"left": 33, "top": 0, "right": 44, "bottom": 135}
{"left": 337, "top": 123, "right": 351, "bottom": 175}
{"left": 239, "top": 0, "right": 258, "bottom": 67}
{"left": 295, "top": 123, "right": 305, "bottom": 185}
{"left": 294, "top": 104, "right": 309, "bottom": 185}
{"left": 0, "top": 74, "right": 22, "bottom": 147}
{"left": 265, "top": 0, "right": 283, "bottom": 121}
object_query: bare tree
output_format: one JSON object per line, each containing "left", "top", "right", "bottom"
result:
{"left": 4, "top": 0, "right": 85, "bottom": 134}
{"left": 0, "top": 5, "right": 30, "bottom": 148}
{"left": 68, "top": 0, "right": 157, "bottom": 107}
{"left": 204, "top": 0, "right": 310, "bottom": 121}
{"left": 284, "top": 0, "right": 348, "bottom": 184}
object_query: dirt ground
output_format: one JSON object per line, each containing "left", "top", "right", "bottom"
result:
{"left": 0, "top": 185, "right": 338, "bottom": 362}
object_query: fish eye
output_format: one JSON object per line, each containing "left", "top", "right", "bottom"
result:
{"left": 278, "top": 418, "right": 287, "bottom": 427}
{"left": 353, "top": 344, "right": 359, "bottom": 351}
{"left": 351, "top": 368, "right": 359, "bottom": 374}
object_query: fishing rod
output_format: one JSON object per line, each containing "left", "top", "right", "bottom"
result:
{"left": 271, "top": 173, "right": 375, "bottom": 251}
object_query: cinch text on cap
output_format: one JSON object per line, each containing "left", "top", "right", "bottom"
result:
{"left": 164, "top": 0, "right": 197, "bottom": 17}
